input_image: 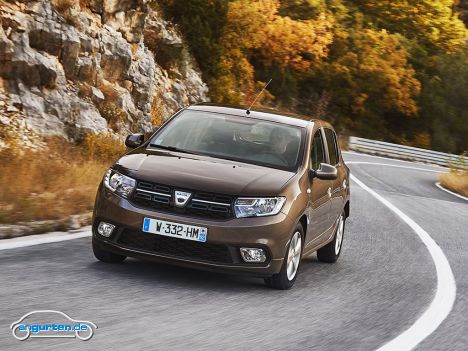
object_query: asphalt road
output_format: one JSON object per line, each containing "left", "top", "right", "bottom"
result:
{"left": 1, "top": 152, "right": 467, "bottom": 351}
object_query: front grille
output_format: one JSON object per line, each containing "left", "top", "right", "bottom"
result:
{"left": 131, "top": 180, "right": 234, "bottom": 220}
{"left": 118, "top": 229, "right": 233, "bottom": 264}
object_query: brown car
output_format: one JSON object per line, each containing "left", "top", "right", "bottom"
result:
{"left": 92, "top": 103, "right": 350, "bottom": 289}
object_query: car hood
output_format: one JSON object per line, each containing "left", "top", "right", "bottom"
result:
{"left": 113, "top": 149, "right": 295, "bottom": 196}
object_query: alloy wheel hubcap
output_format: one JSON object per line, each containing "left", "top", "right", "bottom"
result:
{"left": 286, "top": 231, "right": 302, "bottom": 280}
{"left": 335, "top": 215, "right": 344, "bottom": 255}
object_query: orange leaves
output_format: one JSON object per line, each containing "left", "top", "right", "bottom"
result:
{"left": 329, "top": 29, "right": 421, "bottom": 117}
{"left": 224, "top": 0, "right": 333, "bottom": 69}
{"left": 211, "top": 0, "right": 333, "bottom": 104}
{"left": 356, "top": 0, "right": 467, "bottom": 53}
{"left": 260, "top": 13, "right": 333, "bottom": 71}
{"left": 168, "top": 0, "right": 467, "bottom": 151}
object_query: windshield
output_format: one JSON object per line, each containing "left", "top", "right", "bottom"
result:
{"left": 149, "top": 110, "right": 305, "bottom": 171}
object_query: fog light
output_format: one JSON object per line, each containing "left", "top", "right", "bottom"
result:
{"left": 240, "top": 248, "right": 266, "bottom": 263}
{"left": 97, "top": 222, "right": 115, "bottom": 237}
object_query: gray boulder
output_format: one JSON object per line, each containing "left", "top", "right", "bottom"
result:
{"left": 0, "top": 0, "right": 209, "bottom": 148}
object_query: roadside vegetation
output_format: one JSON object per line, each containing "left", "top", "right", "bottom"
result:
{"left": 2, "top": 0, "right": 467, "bottom": 225}
{"left": 0, "top": 135, "right": 125, "bottom": 224}
{"left": 439, "top": 155, "right": 468, "bottom": 197}
{"left": 159, "top": 0, "right": 468, "bottom": 155}
{"left": 439, "top": 171, "right": 468, "bottom": 197}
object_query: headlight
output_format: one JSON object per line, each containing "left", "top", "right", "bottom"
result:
{"left": 234, "top": 197, "right": 286, "bottom": 218}
{"left": 104, "top": 169, "right": 136, "bottom": 198}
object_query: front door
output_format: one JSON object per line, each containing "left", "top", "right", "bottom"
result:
{"left": 306, "top": 128, "right": 332, "bottom": 248}
{"left": 323, "top": 128, "right": 346, "bottom": 226}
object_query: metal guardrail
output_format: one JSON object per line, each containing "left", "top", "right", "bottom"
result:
{"left": 348, "top": 137, "right": 468, "bottom": 169}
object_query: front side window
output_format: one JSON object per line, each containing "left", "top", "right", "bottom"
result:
{"left": 310, "top": 130, "right": 325, "bottom": 170}
{"left": 324, "top": 128, "right": 339, "bottom": 165}
{"left": 149, "top": 110, "right": 305, "bottom": 171}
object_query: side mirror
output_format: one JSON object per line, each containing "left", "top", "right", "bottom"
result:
{"left": 125, "top": 133, "right": 144, "bottom": 148}
{"left": 309, "top": 163, "right": 338, "bottom": 180}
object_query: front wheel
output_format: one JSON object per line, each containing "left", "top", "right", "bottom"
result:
{"left": 92, "top": 239, "right": 126, "bottom": 263}
{"left": 265, "top": 223, "right": 303, "bottom": 290}
{"left": 317, "top": 212, "right": 345, "bottom": 263}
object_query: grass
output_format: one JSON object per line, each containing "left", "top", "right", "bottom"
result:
{"left": 51, "top": 0, "right": 76, "bottom": 14}
{"left": 99, "top": 104, "right": 128, "bottom": 131}
{"left": 0, "top": 135, "right": 125, "bottom": 224}
{"left": 439, "top": 170, "right": 468, "bottom": 197}
{"left": 0, "top": 83, "right": 161, "bottom": 226}
{"left": 51, "top": 0, "right": 82, "bottom": 26}
{"left": 150, "top": 92, "right": 166, "bottom": 127}
{"left": 97, "top": 84, "right": 128, "bottom": 131}
{"left": 439, "top": 153, "right": 468, "bottom": 197}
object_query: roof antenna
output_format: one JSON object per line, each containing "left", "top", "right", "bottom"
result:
{"left": 246, "top": 78, "right": 272, "bottom": 115}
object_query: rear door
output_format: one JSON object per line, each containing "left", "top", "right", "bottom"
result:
{"left": 323, "top": 128, "right": 346, "bottom": 225}
{"left": 307, "top": 128, "right": 332, "bottom": 245}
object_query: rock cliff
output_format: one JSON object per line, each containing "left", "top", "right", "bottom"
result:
{"left": 0, "top": 0, "right": 208, "bottom": 146}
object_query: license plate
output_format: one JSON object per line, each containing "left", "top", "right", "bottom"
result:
{"left": 142, "top": 217, "right": 207, "bottom": 242}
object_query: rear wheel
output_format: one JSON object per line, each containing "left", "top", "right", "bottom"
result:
{"left": 317, "top": 212, "right": 345, "bottom": 263}
{"left": 92, "top": 239, "right": 126, "bottom": 263}
{"left": 265, "top": 223, "right": 303, "bottom": 290}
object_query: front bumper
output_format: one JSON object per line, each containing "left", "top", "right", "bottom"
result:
{"left": 92, "top": 187, "right": 296, "bottom": 276}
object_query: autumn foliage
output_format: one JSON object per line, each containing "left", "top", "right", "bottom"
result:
{"left": 161, "top": 0, "right": 468, "bottom": 154}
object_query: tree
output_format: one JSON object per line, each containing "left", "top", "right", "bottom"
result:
{"left": 210, "top": 0, "right": 333, "bottom": 104}
{"left": 455, "top": 0, "right": 468, "bottom": 26}
{"left": 158, "top": 0, "right": 229, "bottom": 82}
{"left": 163, "top": 0, "right": 467, "bottom": 153}
{"left": 279, "top": 0, "right": 327, "bottom": 20}
{"left": 418, "top": 54, "right": 468, "bottom": 153}
{"left": 298, "top": 28, "right": 421, "bottom": 139}
{"left": 347, "top": 0, "right": 467, "bottom": 53}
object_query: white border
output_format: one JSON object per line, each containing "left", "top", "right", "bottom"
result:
{"left": 348, "top": 162, "right": 456, "bottom": 351}
{"left": 0, "top": 159, "right": 459, "bottom": 351}
{"left": 435, "top": 182, "right": 468, "bottom": 201}
{"left": 0, "top": 228, "right": 91, "bottom": 251}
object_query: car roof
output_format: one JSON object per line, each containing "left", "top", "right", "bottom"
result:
{"left": 187, "top": 103, "right": 321, "bottom": 129}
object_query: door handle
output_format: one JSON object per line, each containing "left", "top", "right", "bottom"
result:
{"left": 327, "top": 187, "right": 331, "bottom": 198}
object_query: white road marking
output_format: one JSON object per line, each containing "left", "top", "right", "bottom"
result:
{"left": 0, "top": 157, "right": 458, "bottom": 350}
{"left": 349, "top": 163, "right": 456, "bottom": 351}
{"left": 0, "top": 228, "right": 91, "bottom": 250}
{"left": 435, "top": 182, "right": 468, "bottom": 201}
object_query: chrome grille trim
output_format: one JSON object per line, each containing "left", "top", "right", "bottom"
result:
{"left": 136, "top": 188, "right": 171, "bottom": 197}
{"left": 191, "top": 199, "right": 231, "bottom": 206}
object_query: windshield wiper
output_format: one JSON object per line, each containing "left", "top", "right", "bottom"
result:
{"left": 149, "top": 144, "right": 200, "bottom": 155}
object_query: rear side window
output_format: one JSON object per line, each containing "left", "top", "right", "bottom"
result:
{"left": 311, "top": 130, "right": 325, "bottom": 170}
{"left": 324, "top": 128, "right": 339, "bottom": 165}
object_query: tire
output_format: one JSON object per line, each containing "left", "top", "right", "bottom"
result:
{"left": 317, "top": 211, "right": 345, "bottom": 263}
{"left": 92, "top": 239, "right": 126, "bottom": 263}
{"left": 265, "top": 223, "right": 304, "bottom": 290}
